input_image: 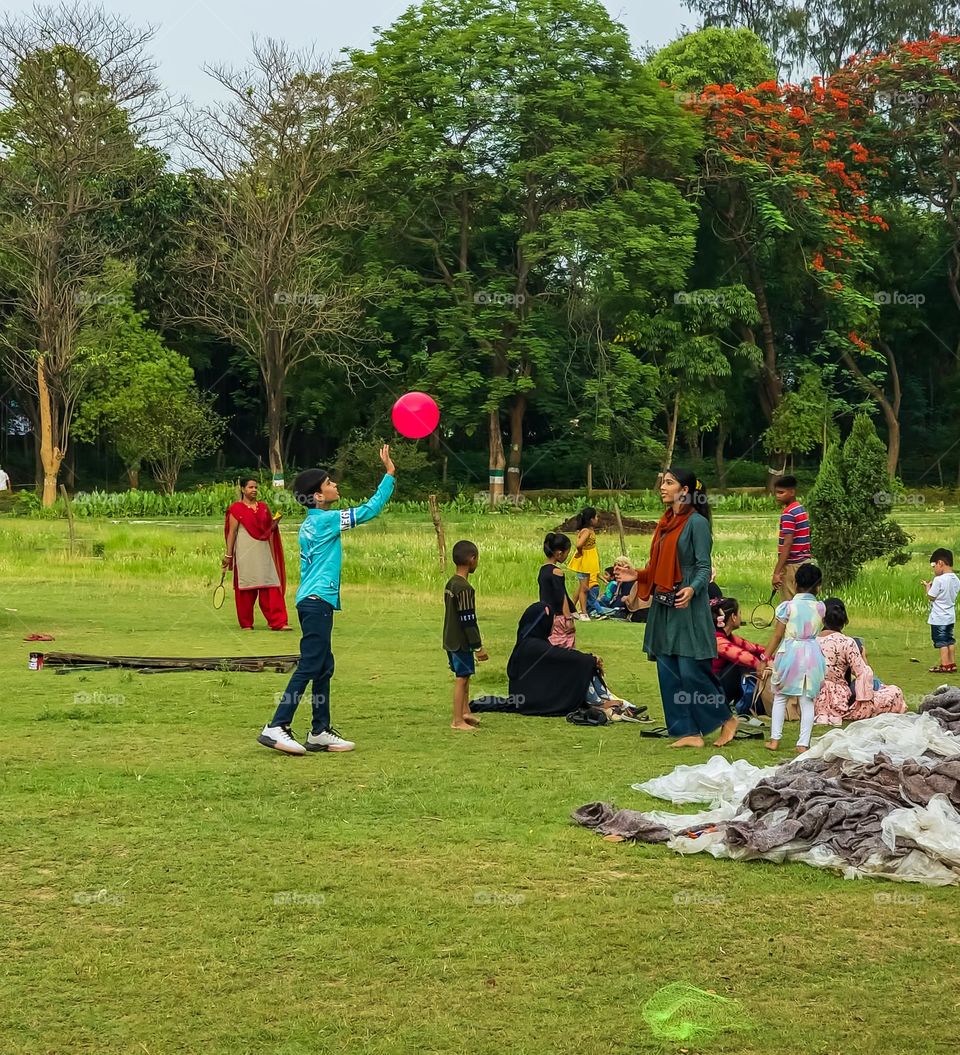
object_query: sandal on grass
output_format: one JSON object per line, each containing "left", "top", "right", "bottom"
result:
{"left": 639, "top": 726, "right": 673, "bottom": 739}
{"left": 929, "top": 665, "right": 957, "bottom": 674}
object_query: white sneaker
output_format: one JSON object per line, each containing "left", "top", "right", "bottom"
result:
{"left": 305, "top": 728, "right": 355, "bottom": 753}
{"left": 573, "top": 613, "right": 590, "bottom": 622}
{"left": 257, "top": 724, "right": 306, "bottom": 755}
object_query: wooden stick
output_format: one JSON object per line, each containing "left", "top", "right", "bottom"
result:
{"left": 613, "top": 502, "right": 627, "bottom": 558}
{"left": 60, "top": 484, "right": 76, "bottom": 555}
{"left": 43, "top": 651, "right": 300, "bottom": 673}
{"left": 428, "top": 493, "right": 446, "bottom": 568}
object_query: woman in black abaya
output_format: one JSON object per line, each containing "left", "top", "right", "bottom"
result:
{"left": 470, "top": 604, "right": 635, "bottom": 717}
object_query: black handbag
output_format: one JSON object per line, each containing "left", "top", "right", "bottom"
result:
{"left": 653, "top": 586, "right": 680, "bottom": 607}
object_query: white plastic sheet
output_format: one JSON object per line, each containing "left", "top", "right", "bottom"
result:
{"left": 802, "top": 712, "right": 960, "bottom": 766}
{"left": 624, "top": 715, "right": 960, "bottom": 884}
{"left": 632, "top": 755, "right": 775, "bottom": 807}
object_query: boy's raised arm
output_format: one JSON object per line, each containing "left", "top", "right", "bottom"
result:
{"left": 344, "top": 445, "right": 396, "bottom": 530}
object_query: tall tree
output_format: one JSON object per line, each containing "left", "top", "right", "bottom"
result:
{"left": 353, "top": 0, "right": 701, "bottom": 502}
{"left": 0, "top": 4, "right": 164, "bottom": 504}
{"left": 683, "top": 0, "right": 960, "bottom": 78}
{"left": 615, "top": 284, "right": 761, "bottom": 477}
{"left": 73, "top": 290, "right": 202, "bottom": 489}
{"left": 650, "top": 25, "right": 777, "bottom": 92}
{"left": 175, "top": 40, "right": 390, "bottom": 486}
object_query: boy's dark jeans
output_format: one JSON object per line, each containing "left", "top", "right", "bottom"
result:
{"left": 270, "top": 597, "right": 334, "bottom": 735}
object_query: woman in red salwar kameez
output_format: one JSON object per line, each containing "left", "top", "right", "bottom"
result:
{"left": 223, "top": 478, "right": 291, "bottom": 631}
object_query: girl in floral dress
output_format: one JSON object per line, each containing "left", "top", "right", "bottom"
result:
{"left": 814, "top": 598, "right": 907, "bottom": 725}
{"left": 763, "top": 563, "right": 827, "bottom": 753}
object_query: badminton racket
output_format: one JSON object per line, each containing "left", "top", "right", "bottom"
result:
{"left": 213, "top": 569, "right": 227, "bottom": 610}
{"left": 750, "top": 589, "right": 777, "bottom": 629}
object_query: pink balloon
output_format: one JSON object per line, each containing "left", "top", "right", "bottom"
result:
{"left": 391, "top": 391, "right": 440, "bottom": 439}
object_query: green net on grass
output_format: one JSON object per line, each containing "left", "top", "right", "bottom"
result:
{"left": 642, "top": 982, "right": 747, "bottom": 1043}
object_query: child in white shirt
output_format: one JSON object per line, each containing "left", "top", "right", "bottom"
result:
{"left": 923, "top": 547, "right": 960, "bottom": 674}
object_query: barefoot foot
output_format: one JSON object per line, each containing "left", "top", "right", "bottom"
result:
{"left": 464, "top": 715, "right": 480, "bottom": 726}
{"left": 795, "top": 745, "right": 809, "bottom": 753}
{"left": 713, "top": 717, "right": 740, "bottom": 747}
{"left": 764, "top": 740, "right": 780, "bottom": 751}
{"left": 451, "top": 721, "right": 477, "bottom": 731}
{"left": 670, "top": 735, "right": 705, "bottom": 748}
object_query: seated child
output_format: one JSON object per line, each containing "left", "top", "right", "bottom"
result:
{"left": 710, "top": 597, "right": 769, "bottom": 716}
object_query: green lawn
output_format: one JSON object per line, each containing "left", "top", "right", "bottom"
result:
{"left": 2, "top": 511, "right": 958, "bottom": 1054}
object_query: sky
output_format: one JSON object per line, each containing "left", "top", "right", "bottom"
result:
{"left": 5, "top": 0, "right": 696, "bottom": 105}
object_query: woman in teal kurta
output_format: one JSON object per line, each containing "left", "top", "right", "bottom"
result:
{"left": 618, "top": 469, "right": 737, "bottom": 748}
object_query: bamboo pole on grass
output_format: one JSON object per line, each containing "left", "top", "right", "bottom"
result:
{"left": 428, "top": 494, "right": 446, "bottom": 568}
{"left": 60, "top": 484, "right": 76, "bottom": 556}
{"left": 614, "top": 501, "right": 629, "bottom": 560}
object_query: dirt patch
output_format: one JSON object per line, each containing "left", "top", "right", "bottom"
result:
{"left": 556, "top": 511, "right": 657, "bottom": 536}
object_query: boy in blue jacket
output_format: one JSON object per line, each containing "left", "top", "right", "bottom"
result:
{"left": 257, "top": 445, "right": 396, "bottom": 755}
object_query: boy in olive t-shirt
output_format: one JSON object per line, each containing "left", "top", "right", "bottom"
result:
{"left": 443, "top": 540, "right": 488, "bottom": 731}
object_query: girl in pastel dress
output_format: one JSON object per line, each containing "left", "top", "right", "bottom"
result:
{"left": 763, "top": 563, "right": 827, "bottom": 753}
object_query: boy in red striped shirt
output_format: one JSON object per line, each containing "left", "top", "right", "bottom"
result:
{"left": 772, "top": 476, "right": 811, "bottom": 601}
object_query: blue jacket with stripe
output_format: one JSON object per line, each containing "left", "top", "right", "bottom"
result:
{"left": 295, "top": 474, "right": 395, "bottom": 608}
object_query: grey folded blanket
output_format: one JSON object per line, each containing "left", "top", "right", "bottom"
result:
{"left": 919, "top": 685, "right": 960, "bottom": 736}
{"left": 575, "top": 750, "right": 960, "bottom": 867}
{"left": 572, "top": 802, "right": 673, "bottom": 842}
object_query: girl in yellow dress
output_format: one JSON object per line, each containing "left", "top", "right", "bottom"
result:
{"left": 568, "top": 507, "right": 601, "bottom": 620}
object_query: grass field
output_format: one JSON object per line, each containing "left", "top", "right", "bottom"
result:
{"left": 2, "top": 509, "right": 959, "bottom": 1054}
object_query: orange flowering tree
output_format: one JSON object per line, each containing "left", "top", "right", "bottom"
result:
{"left": 831, "top": 34, "right": 960, "bottom": 311}
{"left": 681, "top": 76, "right": 888, "bottom": 422}
{"left": 817, "top": 34, "right": 960, "bottom": 473}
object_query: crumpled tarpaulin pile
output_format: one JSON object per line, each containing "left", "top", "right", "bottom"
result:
{"left": 574, "top": 698, "right": 960, "bottom": 884}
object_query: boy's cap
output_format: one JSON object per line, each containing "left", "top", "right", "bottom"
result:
{"left": 293, "top": 468, "right": 331, "bottom": 508}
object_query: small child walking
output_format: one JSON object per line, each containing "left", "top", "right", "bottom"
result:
{"left": 443, "top": 540, "right": 488, "bottom": 731}
{"left": 923, "top": 547, "right": 960, "bottom": 674}
{"left": 568, "top": 506, "right": 601, "bottom": 620}
{"left": 763, "top": 563, "right": 826, "bottom": 753}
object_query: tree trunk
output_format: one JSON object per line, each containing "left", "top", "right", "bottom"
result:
{"left": 746, "top": 257, "right": 782, "bottom": 422}
{"left": 64, "top": 446, "right": 76, "bottom": 491}
{"left": 727, "top": 200, "right": 780, "bottom": 421}
{"left": 127, "top": 465, "right": 140, "bottom": 490}
{"left": 488, "top": 409, "right": 505, "bottom": 506}
{"left": 715, "top": 420, "right": 727, "bottom": 489}
{"left": 264, "top": 338, "right": 286, "bottom": 487}
{"left": 37, "top": 358, "right": 63, "bottom": 507}
{"left": 842, "top": 341, "right": 901, "bottom": 477}
{"left": 587, "top": 461, "right": 593, "bottom": 496}
{"left": 661, "top": 391, "right": 680, "bottom": 473}
{"left": 33, "top": 428, "right": 43, "bottom": 492}
{"left": 265, "top": 388, "right": 286, "bottom": 488}
{"left": 505, "top": 394, "right": 526, "bottom": 497}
